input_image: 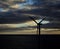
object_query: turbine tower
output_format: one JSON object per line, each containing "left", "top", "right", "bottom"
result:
{"left": 29, "top": 16, "right": 46, "bottom": 49}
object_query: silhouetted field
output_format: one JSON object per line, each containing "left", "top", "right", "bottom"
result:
{"left": 0, "top": 35, "right": 39, "bottom": 49}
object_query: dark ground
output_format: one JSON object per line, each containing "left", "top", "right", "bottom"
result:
{"left": 0, "top": 35, "right": 39, "bottom": 49}
{"left": 0, "top": 35, "right": 60, "bottom": 49}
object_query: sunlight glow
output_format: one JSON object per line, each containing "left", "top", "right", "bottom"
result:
{"left": 36, "top": 19, "right": 50, "bottom": 24}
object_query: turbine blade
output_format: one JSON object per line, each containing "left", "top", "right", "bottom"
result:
{"left": 39, "top": 16, "right": 46, "bottom": 23}
{"left": 29, "top": 16, "right": 38, "bottom": 24}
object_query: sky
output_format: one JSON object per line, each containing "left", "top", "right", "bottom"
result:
{"left": 0, "top": 0, "right": 60, "bottom": 34}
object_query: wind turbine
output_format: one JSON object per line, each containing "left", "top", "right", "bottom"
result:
{"left": 29, "top": 16, "right": 46, "bottom": 35}
{"left": 29, "top": 16, "right": 46, "bottom": 49}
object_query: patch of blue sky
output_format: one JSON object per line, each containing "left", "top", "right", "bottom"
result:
{"left": 0, "top": 8, "right": 3, "bottom": 12}
{"left": 19, "top": 0, "right": 34, "bottom": 9}
{"left": 26, "top": 0, "right": 34, "bottom": 5}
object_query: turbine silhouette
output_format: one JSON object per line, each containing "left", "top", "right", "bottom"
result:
{"left": 29, "top": 16, "right": 46, "bottom": 49}
{"left": 29, "top": 16, "right": 46, "bottom": 35}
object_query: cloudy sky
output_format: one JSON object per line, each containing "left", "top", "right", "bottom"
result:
{"left": 0, "top": 0, "right": 60, "bottom": 34}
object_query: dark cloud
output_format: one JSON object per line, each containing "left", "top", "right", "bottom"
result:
{"left": 0, "top": 26, "right": 36, "bottom": 32}
{"left": 27, "top": 23, "right": 60, "bottom": 29}
{"left": 0, "top": 11, "right": 32, "bottom": 24}
{"left": 0, "top": 0, "right": 60, "bottom": 24}
{"left": 41, "top": 23, "right": 60, "bottom": 28}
